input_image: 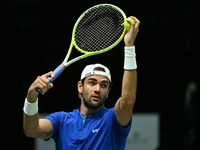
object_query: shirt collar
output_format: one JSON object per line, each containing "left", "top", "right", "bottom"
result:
{"left": 79, "top": 106, "right": 107, "bottom": 119}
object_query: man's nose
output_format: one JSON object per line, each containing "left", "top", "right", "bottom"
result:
{"left": 94, "top": 84, "right": 100, "bottom": 94}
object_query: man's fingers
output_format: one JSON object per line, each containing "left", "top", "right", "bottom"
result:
{"left": 43, "top": 71, "right": 55, "bottom": 81}
{"left": 130, "top": 16, "right": 140, "bottom": 29}
{"left": 36, "top": 77, "right": 48, "bottom": 93}
{"left": 49, "top": 83, "right": 54, "bottom": 88}
{"left": 41, "top": 71, "right": 55, "bottom": 88}
{"left": 34, "top": 75, "right": 54, "bottom": 94}
{"left": 46, "top": 71, "right": 55, "bottom": 81}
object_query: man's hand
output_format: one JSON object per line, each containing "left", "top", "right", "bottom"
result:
{"left": 24, "top": 71, "right": 55, "bottom": 139}
{"left": 123, "top": 16, "right": 140, "bottom": 47}
{"left": 27, "top": 71, "right": 55, "bottom": 102}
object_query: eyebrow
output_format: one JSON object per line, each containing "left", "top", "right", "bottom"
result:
{"left": 88, "top": 78, "right": 97, "bottom": 81}
{"left": 88, "top": 78, "right": 109, "bottom": 84}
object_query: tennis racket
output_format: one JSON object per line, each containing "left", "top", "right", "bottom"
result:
{"left": 37, "top": 4, "right": 127, "bottom": 93}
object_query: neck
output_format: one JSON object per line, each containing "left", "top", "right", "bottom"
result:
{"left": 80, "top": 99, "right": 104, "bottom": 116}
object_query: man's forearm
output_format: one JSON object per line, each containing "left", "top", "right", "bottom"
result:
{"left": 121, "top": 45, "right": 137, "bottom": 105}
{"left": 114, "top": 16, "right": 139, "bottom": 127}
{"left": 23, "top": 112, "right": 39, "bottom": 137}
{"left": 121, "top": 69, "right": 137, "bottom": 105}
{"left": 23, "top": 106, "right": 54, "bottom": 139}
{"left": 23, "top": 71, "right": 55, "bottom": 139}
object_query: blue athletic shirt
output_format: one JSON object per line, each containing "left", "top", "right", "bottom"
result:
{"left": 45, "top": 107, "right": 132, "bottom": 150}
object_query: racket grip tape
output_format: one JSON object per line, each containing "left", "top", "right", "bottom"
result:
{"left": 36, "top": 64, "right": 66, "bottom": 94}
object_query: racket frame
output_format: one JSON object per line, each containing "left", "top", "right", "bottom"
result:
{"left": 62, "top": 4, "right": 127, "bottom": 68}
{"left": 37, "top": 4, "right": 127, "bottom": 93}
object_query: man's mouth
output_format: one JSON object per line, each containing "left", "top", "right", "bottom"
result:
{"left": 91, "top": 94, "right": 101, "bottom": 101}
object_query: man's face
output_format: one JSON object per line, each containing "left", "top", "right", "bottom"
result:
{"left": 79, "top": 75, "right": 110, "bottom": 110}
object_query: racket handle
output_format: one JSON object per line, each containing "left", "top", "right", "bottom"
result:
{"left": 51, "top": 64, "right": 66, "bottom": 81}
{"left": 36, "top": 64, "right": 66, "bottom": 94}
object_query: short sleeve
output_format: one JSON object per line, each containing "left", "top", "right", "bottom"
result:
{"left": 112, "top": 108, "right": 132, "bottom": 139}
{"left": 45, "top": 111, "right": 66, "bottom": 139}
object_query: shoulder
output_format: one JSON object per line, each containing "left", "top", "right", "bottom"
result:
{"left": 106, "top": 107, "right": 114, "bottom": 116}
{"left": 46, "top": 109, "right": 80, "bottom": 120}
{"left": 99, "top": 107, "right": 115, "bottom": 120}
{"left": 104, "top": 107, "right": 132, "bottom": 129}
{"left": 46, "top": 111, "right": 67, "bottom": 118}
{"left": 45, "top": 111, "right": 67, "bottom": 123}
{"left": 105, "top": 107, "right": 114, "bottom": 115}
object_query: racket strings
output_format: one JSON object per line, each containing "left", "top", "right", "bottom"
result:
{"left": 75, "top": 6, "right": 125, "bottom": 52}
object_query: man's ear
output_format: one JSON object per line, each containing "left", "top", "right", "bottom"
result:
{"left": 77, "top": 81, "right": 83, "bottom": 94}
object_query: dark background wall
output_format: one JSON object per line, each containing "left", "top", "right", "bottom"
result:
{"left": 1, "top": 0, "right": 199, "bottom": 149}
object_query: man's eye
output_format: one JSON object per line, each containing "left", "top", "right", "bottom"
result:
{"left": 101, "top": 84, "right": 108, "bottom": 88}
{"left": 89, "top": 82, "right": 95, "bottom": 86}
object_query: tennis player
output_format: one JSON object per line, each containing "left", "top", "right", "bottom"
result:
{"left": 23, "top": 16, "right": 140, "bottom": 150}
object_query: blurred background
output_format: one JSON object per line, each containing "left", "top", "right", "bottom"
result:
{"left": 1, "top": 0, "right": 199, "bottom": 149}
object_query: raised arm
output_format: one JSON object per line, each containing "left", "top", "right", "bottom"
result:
{"left": 23, "top": 72, "right": 55, "bottom": 139}
{"left": 114, "top": 16, "right": 140, "bottom": 127}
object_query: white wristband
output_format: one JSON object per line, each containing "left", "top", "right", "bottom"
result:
{"left": 23, "top": 98, "right": 39, "bottom": 116}
{"left": 124, "top": 46, "right": 137, "bottom": 70}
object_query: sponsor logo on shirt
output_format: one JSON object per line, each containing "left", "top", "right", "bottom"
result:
{"left": 92, "top": 128, "right": 99, "bottom": 133}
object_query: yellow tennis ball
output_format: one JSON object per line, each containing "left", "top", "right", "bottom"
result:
{"left": 124, "top": 17, "right": 136, "bottom": 30}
